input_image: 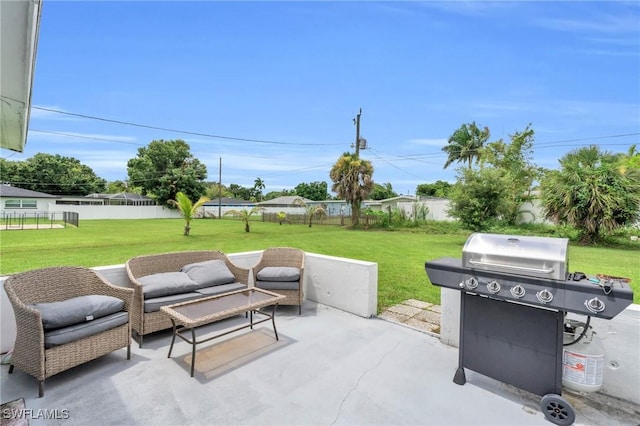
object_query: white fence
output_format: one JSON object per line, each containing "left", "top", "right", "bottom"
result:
{"left": 0, "top": 199, "right": 553, "bottom": 223}
{"left": 47, "top": 203, "right": 182, "bottom": 220}
{"left": 398, "top": 198, "right": 551, "bottom": 224}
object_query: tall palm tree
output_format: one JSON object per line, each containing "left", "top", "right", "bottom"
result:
{"left": 253, "top": 177, "right": 265, "bottom": 202}
{"left": 442, "top": 122, "right": 490, "bottom": 170}
{"left": 168, "top": 191, "right": 210, "bottom": 236}
{"left": 224, "top": 206, "right": 264, "bottom": 232}
{"left": 293, "top": 198, "right": 327, "bottom": 227}
{"left": 330, "top": 153, "right": 374, "bottom": 226}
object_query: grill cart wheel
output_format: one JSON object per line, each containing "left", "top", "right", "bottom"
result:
{"left": 541, "top": 393, "right": 575, "bottom": 426}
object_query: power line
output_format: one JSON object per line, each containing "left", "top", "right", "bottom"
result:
{"left": 535, "top": 133, "right": 639, "bottom": 146}
{"left": 368, "top": 148, "right": 432, "bottom": 181}
{"left": 29, "top": 129, "right": 144, "bottom": 146}
{"left": 31, "top": 106, "right": 344, "bottom": 147}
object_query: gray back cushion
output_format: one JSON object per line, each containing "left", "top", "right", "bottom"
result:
{"left": 32, "top": 295, "right": 125, "bottom": 330}
{"left": 181, "top": 260, "right": 235, "bottom": 287}
{"left": 257, "top": 266, "right": 300, "bottom": 282}
{"left": 138, "top": 272, "right": 199, "bottom": 298}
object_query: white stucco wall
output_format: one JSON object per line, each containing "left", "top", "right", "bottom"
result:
{"left": 399, "top": 198, "right": 551, "bottom": 224}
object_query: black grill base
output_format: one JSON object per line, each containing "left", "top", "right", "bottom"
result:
{"left": 456, "top": 292, "right": 563, "bottom": 396}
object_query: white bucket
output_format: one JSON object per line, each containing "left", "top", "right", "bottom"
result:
{"left": 562, "top": 329, "right": 605, "bottom": 393}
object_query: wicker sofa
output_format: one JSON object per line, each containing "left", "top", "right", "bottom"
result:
{"left": 125, "top": 250, "right": 250, "bottom": 347}
{"left": 3, "top": 266, "right": 134, "bottom": 397}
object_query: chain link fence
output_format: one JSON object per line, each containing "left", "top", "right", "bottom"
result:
{"left": 1, "top": 211, "right": 79, "bottom": 230}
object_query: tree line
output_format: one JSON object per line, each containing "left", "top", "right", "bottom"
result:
{"left": 439, "top": 122, "right": 639, "bottom": 244}
{"left": 2, "top": 125, "right": 638, "bottom": 243}
{"left": 0, "top": 141, "right": 397, "bottom": 205}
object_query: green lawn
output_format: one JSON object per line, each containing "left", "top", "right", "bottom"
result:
{"left": 1, "top": 218, "right": 638, "bottom": 309}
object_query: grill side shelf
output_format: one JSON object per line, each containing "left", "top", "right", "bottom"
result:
{"left": 425, "top": 257, "right": 634, "bottom": 318}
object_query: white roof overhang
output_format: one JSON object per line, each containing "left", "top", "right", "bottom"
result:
{"left": 0, "top": 0, "right": 42, "bottom": 152}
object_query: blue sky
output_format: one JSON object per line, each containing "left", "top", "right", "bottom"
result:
{"left": 5, "top": 1, "right": 640, "bottom": 196}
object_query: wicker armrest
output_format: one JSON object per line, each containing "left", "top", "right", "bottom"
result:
{"left": 88, "top": 273, "right": 135, "bottom": 312}
{"left": 226, "top": 262, "right": 250, "bottom": 285}
{"left": 4, "top": 282, "right": 47, "bottom": 367}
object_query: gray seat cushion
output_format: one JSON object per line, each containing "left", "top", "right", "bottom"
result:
{"left": 181, "top": 260, "right": 236, "bottom": 288}
{"left": 195, "top": 282, "right": 247, "bottom": 296}
{"left": 256, "top": 267, "right": 300, "bottom": 282}
{"left": 138, "top": 272, "right": 199, "bottom": 299}
{"left": 44, "top": 312, "right": 129, "bottom": 348}
{"left": 32, "top": 295, "right": 125, "bottom": 330}
{"left": 143, "top": 292, "right": 202, "bottom": 313}
{"left": 255, "top": 280, "right": 300, "bottom": 291}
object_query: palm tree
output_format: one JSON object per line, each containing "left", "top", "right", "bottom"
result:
{"left": 253, "top": 177, "right": 265, "bottom": 202}
{"left": 168, "top": 191, "right": 210, "bottom": 236}
{"left": 293, "top": 198, "right": 327, "bottom": 227}
{"left": 224, "top": 206, "right": 264, "bottom": 232}
{"left": 330, "top": 153, "right": 374, "bottom": 226}
{"left": 541, "top": 146, "right": 640, "bottom": 244}
{"left": 442, "top": 122, "right": 490, "bottom": 170}
{"left": 276, "top": 211, "right": 288, "bottom": 225}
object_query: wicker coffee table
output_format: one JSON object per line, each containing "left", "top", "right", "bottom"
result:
{"left": 160, "top": 288, "right": 286, "bottom": 377}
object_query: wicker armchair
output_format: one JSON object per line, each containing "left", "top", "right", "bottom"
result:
{"left": 3, "top": 267, "right": 134, "bottom": 397}
{"left": 125, "top": 250, "right": 250, "bottom": 347}
{"left": 252, "top": 247, "right": 305, "bottom": 314}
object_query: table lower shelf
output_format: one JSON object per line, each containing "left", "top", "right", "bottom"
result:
{"left": 167, "top": 305, "right": 281, "bottom": 377}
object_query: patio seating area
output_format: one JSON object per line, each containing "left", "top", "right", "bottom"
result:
{"left": 1, "top": 301, "right": 636, "bottom": 425}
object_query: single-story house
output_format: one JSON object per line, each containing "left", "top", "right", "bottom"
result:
{"left": 201, "top": 197, "right": 256, "bottom": 218}
{"left": 0, "top": 184, "right": 58, "bottom": 212}
{"left": 56, "top": 193, "right": 157, "bottom": 206}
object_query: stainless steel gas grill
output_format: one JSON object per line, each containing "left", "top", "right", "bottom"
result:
{"left": 425, "top": 233, "right": 634, "bottom": 426}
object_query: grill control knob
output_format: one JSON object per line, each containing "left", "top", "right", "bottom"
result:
{"left": 487, "top": 280, "right": 501, "bottom": 294}
{"left": 465, "top": 277, "right": 479, "bottom": 290}
{"left": 510, "top": 285, "right": 526, "bottom": 298}
{"left": 585, "top": 297, "right": 606, "bottom": 314}
{"left": 536, "top": 289, "right": 553, "bottom": 304}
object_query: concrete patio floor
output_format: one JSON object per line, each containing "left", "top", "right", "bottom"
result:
{"left": 1, "top": 302, "right": 638, "bottom": 426}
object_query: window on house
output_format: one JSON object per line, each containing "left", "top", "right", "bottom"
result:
{"left": 4, "top": 199, "right": 37, "bottom": 209}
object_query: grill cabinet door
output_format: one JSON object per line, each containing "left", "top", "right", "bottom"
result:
{"left": 460, "top": 293, "right": 563, "bottom": 396}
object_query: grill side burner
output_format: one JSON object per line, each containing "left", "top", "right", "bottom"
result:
{"left": 425, "top": 233, "right": 634, "bottom": 426}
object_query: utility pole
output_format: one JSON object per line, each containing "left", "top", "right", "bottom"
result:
{"left": 218, "top": 157, "right": 222, "bottom": 219}
{"left": 354, "top": 108, "right": 362, "bottom": 158}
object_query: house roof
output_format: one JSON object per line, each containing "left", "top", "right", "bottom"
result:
{"left": 257, "top": 196, "right": 311, "bottom": 206}
{"left": 378, "top": 195, "right": 417, "bottom": 202}
{"left": 86, "top": 192, "right": 153, "bottom": 201}
{"left": 0, "top": 184, "right": 57, "bottom": 198}
{"left": 202, "top": 197, "right": 255, "bottom": 206}
{"left": 0, "top": 0, "right": 42, "bottom": 152}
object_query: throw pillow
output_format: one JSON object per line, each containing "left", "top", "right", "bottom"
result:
{"left": 181, "top": 259, "right": 236, "bottom": 287}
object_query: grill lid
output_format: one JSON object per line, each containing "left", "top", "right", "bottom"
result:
{"left": 462, "top": 233, "right": 569, "bottom": 282}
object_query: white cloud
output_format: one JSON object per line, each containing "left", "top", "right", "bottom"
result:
{"left": 28, "top": 130, "right": 139, "bottom": 144}
{"left": 533, "top": 14, "right": 640, "bottom": 34}
{"left": 419, "top": 1, "right": 519, "bottom": 17}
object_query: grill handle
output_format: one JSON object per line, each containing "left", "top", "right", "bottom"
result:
{"left": 467, "top": 259, "right": 555, "bottom": 274}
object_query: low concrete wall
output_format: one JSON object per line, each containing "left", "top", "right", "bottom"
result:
{"left": 0, "top": 251, "right": 378, "bottom": 354}
{"left": 440, "top": 288, "right": 640, "bottom": 406}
